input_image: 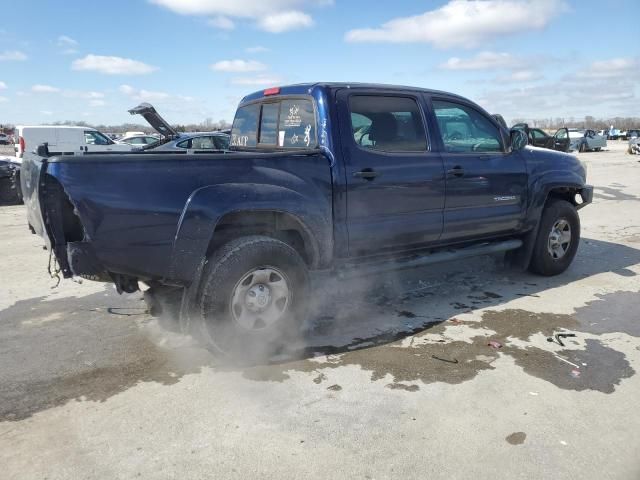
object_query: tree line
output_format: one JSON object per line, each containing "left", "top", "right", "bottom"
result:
{"left": 510, "top": 116, "right": 640, "bottom": 130}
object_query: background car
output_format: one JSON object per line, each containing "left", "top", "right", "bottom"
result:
{"left": 511, "top": 123, "right": 571, "bottom": 152}
{"left": 143, "top": 131, "right": 229, "bottom": 152}
{"left": 0, "top": 133, "right": 10, "bottom": 145}
{"left": 0, "top": 156, "right": 22, "bottom": 204}
{"left": 626, "top": 129, "right": 640, "bottom": 139}
{"left": 127, "top": 103, "right": 229, "bottom": 153}
{"left": 568, "top": 129, "right": 607, "bottom": 152}
{"left": 118, "top": 135, "right": 160, "bottom": 147}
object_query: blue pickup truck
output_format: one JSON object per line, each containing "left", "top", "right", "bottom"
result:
{"left": 21, "top": 83, "right": 593, "bottom": 355}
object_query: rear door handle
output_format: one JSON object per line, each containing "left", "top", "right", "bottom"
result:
{"left": 353, "top": 169, "right": 380, "bottom": 180}
{"left": 447, "top": 166, "right": 464, "bottom": 177}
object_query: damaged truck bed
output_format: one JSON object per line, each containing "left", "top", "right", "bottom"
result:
{"left": 21, "top": 82, "right": 593, "bottom": 355}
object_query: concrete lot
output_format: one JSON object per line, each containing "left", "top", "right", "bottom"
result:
{"left": 1, "top": 142, "right": 639, "bottom": 479}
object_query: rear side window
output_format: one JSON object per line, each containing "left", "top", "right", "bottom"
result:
{"left": 348, "top": 96, "right": 427, "bottom": 152}
{"left": 231, "top": 98, "right": 316, "bottom": 149}
{"left": 214, "top": 135, "right": 229, "bottom": 149}
{"left": 231, "top": 103, "right": 260, "bottom": 147}
{"left": 432, "top": 100, "right": 502, "bottom": 153}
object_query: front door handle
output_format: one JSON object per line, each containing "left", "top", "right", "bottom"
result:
{"left": 447, "top": 166, "right": 464, "bottom": 177}
{"left": 353, "top": 168, "right": 380, "bottom": 180}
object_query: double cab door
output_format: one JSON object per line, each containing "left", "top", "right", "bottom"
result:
{"left": 336, "top": 89, "right": 528, "bottom": 256}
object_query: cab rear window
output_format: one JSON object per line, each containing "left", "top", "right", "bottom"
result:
{"left": 231, "top": 98, "right": 316, "bottom": 149}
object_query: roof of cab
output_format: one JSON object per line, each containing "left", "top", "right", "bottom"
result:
{"left": 239, "top": 82, "right": 469, "bottom": 105}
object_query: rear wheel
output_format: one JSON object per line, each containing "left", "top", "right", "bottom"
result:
{"left": 529, "top": 199, "right": 580, "bottom": 276}
{"left": 197, "top": 235, "right": 309, "bottom": 359}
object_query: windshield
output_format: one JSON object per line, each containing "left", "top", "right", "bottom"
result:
{"left": 231, "top": 97, "right": 316, "bottom": 149}
{"left": 568, "top": 131, "right": 584, "bottom": 139}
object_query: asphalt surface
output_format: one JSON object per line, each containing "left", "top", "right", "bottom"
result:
{"left": 1, "top": 142, "right": 639, "bottom": 479}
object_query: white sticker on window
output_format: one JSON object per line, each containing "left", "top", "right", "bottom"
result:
{"left": 278, "top": 130, "right": 285, "bottom": 146}
{"left": 284, "top": 104, "right": 302, "bottom": 128}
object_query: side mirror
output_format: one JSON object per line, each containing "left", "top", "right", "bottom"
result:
{"left": 510, "top": 129, "right": 528, "bottom": 151}
{"left": 36, "top": 143, "right": 50, "bottom": 158}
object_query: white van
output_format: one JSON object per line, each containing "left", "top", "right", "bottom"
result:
{"left": 14, "top": 125, "right": 134, "bottom": 160}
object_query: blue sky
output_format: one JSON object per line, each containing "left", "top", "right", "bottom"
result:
{"left": 0, "top": 0, "right": 638, "bottom": 126}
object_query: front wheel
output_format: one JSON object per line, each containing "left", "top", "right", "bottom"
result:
{"left": 579, "top": 142, "right": 586, "bottom": 153}
{"left": 197, "top": 235, "right": 309, "bottom": 359}
{"left": 529, "top": 199, "right": 580, "bottom": 276}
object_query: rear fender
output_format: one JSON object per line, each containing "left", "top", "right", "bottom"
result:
{"left": 169, "top": 183, "right": 332, "bottom": 283}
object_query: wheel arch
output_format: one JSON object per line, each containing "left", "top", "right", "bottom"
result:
{"left": 168, "top": 183, "right": 333, "bottom": 284}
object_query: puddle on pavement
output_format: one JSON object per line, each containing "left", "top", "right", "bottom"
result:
{"left": 574, "top": 291, "right": 640, "bottom": 337}
{"left": 241, "top": 309, "right": 635, "bottom": 395}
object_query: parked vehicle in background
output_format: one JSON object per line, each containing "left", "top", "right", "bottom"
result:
{"left": 0, "top": 133, "right": 10, "bottom": 145}
{"left": 626, "top": 129, "right": 640, "bottom": 140}
{"left": 511, "top": 123, "right": 570, "bottom": 152}
{"left": 0, "top": 155, "right": 22, "bottom": 204}
{"left": 145, "top": 131, "right": 229, "bottom": 152}
{"left": 607, "top": 128, "right": 621, "bottom": 140}
{"left": 118, "top": 135, "right": 160, "bottom": 147}
{"left": 15, "top": 126, "right": 134, "bottom": 207}
{"left": 628, "top": 131, "right": 640, "bottom": 155}
{"left": 127, "top": 102, "right": 230, "bottom": 152}
{"left": 568, "top": 129, "right": 607, "bottom": 152}
{"left": 14, "top": 126, "right": 134, "bottom": 160}
{"left": 23, "top": 82, "right": 593, "bottom": 357}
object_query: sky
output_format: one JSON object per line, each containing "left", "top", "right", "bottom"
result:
{"left": 0, "top": 0, "right": 638, "bottom": 127}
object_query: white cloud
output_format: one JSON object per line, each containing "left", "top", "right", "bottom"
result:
{"left": 119, "top": 84, "right": 170, "bottom": 101}
{"left": 207, "top": 15, "right": 235, "bottom": 30}
{"left": 40, "top": 110, "right": 53, "bottom": 116}
{"left": 63, "top": 90, "right": 105, "bottom": 99}
{"left": 119, "top": 84, "right": 136, "bottom": 96}
{"left": 246, "top": 46, "right": 269, "bottom": 54}
{"left": 0, "top": 50, "right": 27, "bottom": 61}
{"left": 478, "top": 57, "right": 640, "bottom": 119}
{"left": 32, "top": 84, "right": 61, "bottom": 93}
{"left": 89, "top": 99, "right": 106, "bottom": 107}
{"left": 150, "top": 0, "right": 297, "bottom": 17}
{"left": 231, "top": 75, "right": 282, "bottom": 86}
{"left": 575, "top": 57, "right": 639, "bottom": 79}
{"left": 441, "top": 51, "right": 521, "bottom": 70}
{"left": 0, "top": 96, "right": 7, "bottom": 103}
{"left": 257, "top": 11, "right": 313, "bottom": 33}
{"left": 497, "top": 70, "right": 543, "bottom": 82}
{"left": 211, "top": 59, "right": 267, "bottom": 72}
{"left": 149, "top": 0, "right": 320, "bottom": 32}
{"left": 72, "top": 54, "right": 158, "bottom": 75}
{"left": 0, "top": 81, "right": 6, "bottom": 89}
{"left": 345, "top": 0, "right": 567, "bottom": 48}
{"left": 57, "top": 35, "right": 78, "bottom": 47}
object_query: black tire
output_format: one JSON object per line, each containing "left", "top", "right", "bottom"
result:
{"left": 529, "top": 199, "right": 580, "bottom": 276}
{"left": 197, "top": 235, "right": 309, "bottom": 360}
{"left": 579, "top": 142, "right": 586, "bottom": 153}
{"left": 0, "top": 177, "right": 21, "bottom": 205}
